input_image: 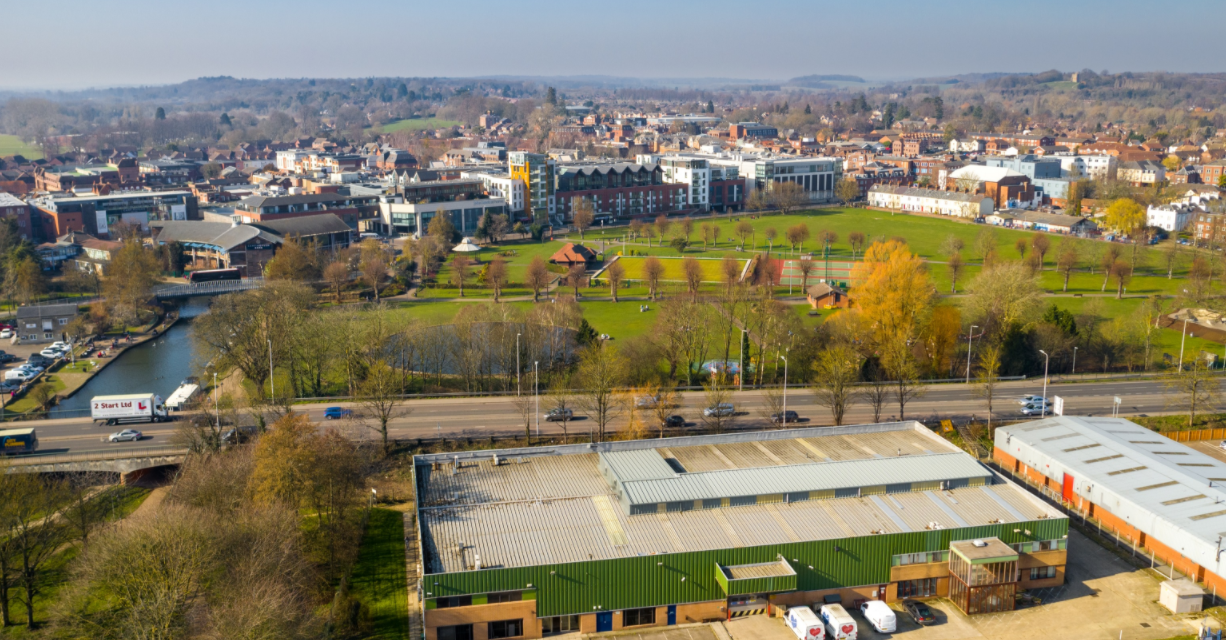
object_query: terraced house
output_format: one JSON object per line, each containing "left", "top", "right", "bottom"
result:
{"left": 414, "top": 423, "right": 1068, "bottom": 640}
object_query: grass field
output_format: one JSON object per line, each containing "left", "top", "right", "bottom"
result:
{"left": 0, "top": 134, "right": 42, "bottom": 159}
{"left": 379, "top": 117, "right": 461, "bottom": 133}
{"left": 610, "top": 255, "right": 747, "bottom": 283}
{"left": 349, "top": 508, "right": 410, "bottom": 639}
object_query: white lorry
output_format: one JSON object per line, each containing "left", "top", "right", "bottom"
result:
{"left": 819, "top": 604, "right": 857, "bottom": 640}
{"left": 91, "top": 394, "right": 169, "bottom": 426}
{"left": 785, "top": 605, "right": 825, "bottom": 640}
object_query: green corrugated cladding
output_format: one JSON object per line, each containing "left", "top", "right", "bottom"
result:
{"left": 424, "top": 518, "right": 1067, "bottom": 618}
{"left": 717, "top": 569, "right": 798, "bottom": 596}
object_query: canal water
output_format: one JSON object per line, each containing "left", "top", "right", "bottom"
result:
{"left": 49, "top": 298, "right": 209, "bottom": 418}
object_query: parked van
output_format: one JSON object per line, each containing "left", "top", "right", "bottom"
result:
{"left": 818, "top": 604, "right": 857, "bottom": 640}
{"left": 785, "top": 605, "right": 824, "bottom": 640}
{"left": 859, "top": 600, "right": 896, "bottom": 633}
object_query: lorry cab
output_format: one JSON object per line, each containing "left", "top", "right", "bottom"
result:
{"left": 785, "top": 605, "right": 825, "bottom": 640}
{"left": 818, "top": 604, "right": 857, "bottom": 640}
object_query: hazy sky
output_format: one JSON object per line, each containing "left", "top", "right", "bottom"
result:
{"left": 6, "top": 0, "right": 1223, "bottom": 90}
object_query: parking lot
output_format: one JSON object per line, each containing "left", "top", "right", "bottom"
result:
{"left": 719, "top": 530, "right": 1204, "bottom": 640}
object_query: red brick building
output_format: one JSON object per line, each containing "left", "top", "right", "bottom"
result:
{"left": 0, "top": 193, "right": 32, "bottom": 239}
{"left": 1202, "top": 160, "right": 1226, "bottom": 187}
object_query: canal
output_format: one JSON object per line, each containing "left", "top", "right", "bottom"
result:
{"left": 49, "top": 298, "right": 209, "bottom": 418}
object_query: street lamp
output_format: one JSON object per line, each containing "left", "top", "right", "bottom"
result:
{"left": 534, "top": 361, "right": 539, "bottom": 438}
{"left": 738, "top": 328, "right": 747, "bottom": 391}
{"left": 965, "top": 325, "right": 978, "bottom": 383}
{"left": 213, "top": 372, "right": 219, "bottom": 431}
{"left": 1178, "top": 315, "right": 1190, "bottom": 373}
{"left": 516, "top": 333, "right": 522, "bottom": 396}
{"left": 1072, "top": 346, "right": 1078, "bottom": 375}
{"left": 780, "top": 351, "right": 789, "bottom": 427}
{"left": 1039, "top": 350, "right": 1050, "bottom": 418}
{"left": 268, "top": 339, "right": 274, "bottom": 400}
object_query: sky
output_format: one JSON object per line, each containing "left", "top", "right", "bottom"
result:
{"left": 5, "top": 0, "right": 1224, "bottom": 90}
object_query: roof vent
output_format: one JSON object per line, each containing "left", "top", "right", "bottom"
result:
{"left": 972, "top": 539, "right": 988, "bottom": 547}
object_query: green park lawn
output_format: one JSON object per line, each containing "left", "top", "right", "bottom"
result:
{"left": 378, "top": 117, "right": 461, "bottom": 133}
{"left": 0, "top": 134, "right": 42, "bottom": 159}
{"left": 349, "top": 508, "right": 410, "bottom": 639}
{"left": 609, "top": 255, "right": 747, "bottom": 283}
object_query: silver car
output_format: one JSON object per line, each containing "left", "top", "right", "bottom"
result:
{"left": 703, "top": 403, "right": 735, "bottom": 417}
{"left": 108, "top": 429, "right": 143, "bottom": 442}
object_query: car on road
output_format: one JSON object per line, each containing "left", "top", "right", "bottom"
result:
{"left": 703, "top": 403, "right": 735, "bottom": 417}
{"left": 1017, "top": 395, "right": 1045, "bottom": 405}
{"left": 662, "top": 415, "right": 685, "bottom": 428}
{"left": 902, "top": 599, "right": 936, "bottom": 625}
{"left": 545, "top": 408, "right": 574, "bottom": 422}
{"left": 770, "top": 410, "right": 800, "bottom": 424}
{"left": 108, "top": 429, "right": 143, "bottom": 442}
{"left": 635, "top": 394, "right": 660, "bottom": 408}
{"left": 323, "top": 407, "right": 352, "bottom": 420}
{"left": 1019, "top": 401, "right": 1052, "bottom": 416}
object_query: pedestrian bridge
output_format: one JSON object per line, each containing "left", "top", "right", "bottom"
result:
{"left": 3, "top": 447, "right": 187, "bottom": 482}
{"left": 154, "top": 277, "right": 264, "bottom": 299}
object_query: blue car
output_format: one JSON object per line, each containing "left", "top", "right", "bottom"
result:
{"left": 324, "top": 407, "right": 352, "bottom": 420}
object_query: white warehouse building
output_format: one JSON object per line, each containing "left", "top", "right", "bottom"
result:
{"left": 868, "top": 184, "right": 994, "bottom": 219}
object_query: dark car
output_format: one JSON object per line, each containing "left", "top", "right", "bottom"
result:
{"left": 770, "top": 410, "right": 800, "bottom": 425}
{"left": 222, "top": 426, "right": 259, "bottom": 445}
{"left": 902, "top": 599, "right": 936, "bottom": 625}
{"left": 27, "top": 354, "right": 51, "bottom": 365}
{"left": 544, "top": 408, "right": 574, "bottom": 422}
{"left": 324, "top": 407, "right": 352, "bottom": 420}
{"left": 662, "top": 415, "right": 685, "bottom": 428}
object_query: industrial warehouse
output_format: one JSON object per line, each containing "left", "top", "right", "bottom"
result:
{"left": 996, "top": 416, "right": 1226, "bottom": 599}
{"left": 413, "top": 422, "right": 1068, "bottom": 640}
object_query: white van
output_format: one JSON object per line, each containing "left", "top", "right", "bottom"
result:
{"left": 859, "top": 601, "right": 896, "bottom": 633}
{"left": 785, "top": 605, "right": 825, "bottom": 640}
{"left": 819, "top": 604, "right": 857, "bottom": 640}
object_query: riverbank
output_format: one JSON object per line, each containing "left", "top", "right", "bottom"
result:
{"left": 2, "top": 311, "right": 182, "bottom": 418}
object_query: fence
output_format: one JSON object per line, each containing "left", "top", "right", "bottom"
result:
{"left": 1164, "top": 428, "right": 1226, "bottom": 443}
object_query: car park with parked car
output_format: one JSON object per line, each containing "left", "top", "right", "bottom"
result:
{"left": 902, "top": 599, "right": 935, "bottom": 625}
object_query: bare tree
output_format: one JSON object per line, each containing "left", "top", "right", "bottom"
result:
{"left": 735, "top": 221, "right": 754, "bottom": 251}
{"left": 811, "top": 346, "right": 861, "bottom": 426}
{"left": 361, "top": 256, "right": 388, "bottom": 301}
{"left": 700, "top": 375, "right": 736, "bottom": 433}
{"left": 1056, "top": 243, "right": 1079, "bottom": 292}
{"left": 654, "top": 215, "right": 672, "bottom": 247}
{"left": 883, "top": 340, "right": 924, "bottom": 421}
{"left": 848, "top": 231, "right": 867, "bottom": 259}
{"left": 947, "top": 252, "right": 964, "bottom": 294}
{"left": 356, "top": 360, "right": 409, "bottom": 453}
{"left": 605, "top": 260, "right": 625, "bottom": 302}
{"left": 798, "top": 258, "right": 815, "bottom": 291}
{"left": 770, "top": 181, "right": 807, "bottom": 215}
{"left": 648, "top": 386, "right": 679, "bottom": 438}
{"left": 1166, "top": 358, "right": 1222, "bottom": 428}
{"left": 683, "top": 258, "right": 703, "bottom": 301}
{"left": 525, "top": 256, "right": 550, "bottom": 302}
{"left": 510, "top": 393, "right": 535, "bottom": 442}
{"left": 643, "top": 256, "right": 665, "bottom": 301}
{"left": 547, "top": 384, "right": 578, "bottom": 442}
{"left": 565, "top": 263, "right": 587, "bottom": 297}
{"left": 975, "top": 344, "right": 1003, "bottom": 432}
{"left": 859, "top": 374, "right": 892, "bottom": 423}
{"left": 574, "top": 344, "right": 628, "bottom": 442}
{"left": 1, "top": 472, "right": 66, "bottom": 628}
{"left": 324, "top": 261, "right": 349, "bottom": 302}
{"left": 450, "top": 254, "right": 471, "bottom": 297}
{"left": 572, "top": 198, "right": 595, "bottom": 240}
{"left": 487, "top": 257, "right": 508, "bottom": 302}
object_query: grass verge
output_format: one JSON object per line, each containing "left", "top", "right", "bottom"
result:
{"left": 349, "top": 507, "right": 409, "bottom": 639}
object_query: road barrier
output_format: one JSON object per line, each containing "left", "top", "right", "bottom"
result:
{"left": 5, "top": 446, "right": 188, "bottom": 466}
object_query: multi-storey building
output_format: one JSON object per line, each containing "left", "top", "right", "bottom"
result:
{"left": 509, "top": 152, "right": 556, "bottom": 223}
{"left": 638, "top": 154, "right": 710, "bottom": 212}
{"left": 729, "top": 122, "right": 778, "bottom": 140}
{"left": 1202, "top": 160, "right": 1226, "bottom": 187}
{"left": 32, "top": 190, "right": 198, "bottom": 239}
{"left": 377, "top": 179, "right": 507, "bottom": 236}
{"left": 554, "top": 162, "right": 687, "bottom": 221}
{"left": 984, "top": 155, "right": 1062, "bottom": 180}
{"left": 708, "top": 154, "right": 841, "bottom": 205}
{"left": 0, "top": 192, "right": 32, "bottom": 239}
{"left": 462, "top": 172, "right": 525, "bottom": 216}
{"left": 234, "top": 192, "right": 377, "bottom": 228}
{"left": 1118, "top": 160, "right": 1166, "bottom": 186}
{"left": 1054, "top": 154, "right": 1118, "bottom": 181}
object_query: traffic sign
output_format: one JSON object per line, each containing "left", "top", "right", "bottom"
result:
{"left": 1052, "top": 396, "right": 1064, "bottom": 416}
{"left": 940, "top": 419, "right": 954, "bottom": 434}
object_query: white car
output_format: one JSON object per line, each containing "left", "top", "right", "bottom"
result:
{"left": 50, "top": 341, "right": 68, "bottom": 349}
{"left": 19, "top": 364, "right": 44, "bottom": 373}
{"left": 108, "top": 429, "right": 143, "bottom": 442}
{"left": 635, "top": 395, "right": 660, "bottom": 408}
{"left": 39, "top": 348, "right": 63, "bottom": 359}
{"left": 1017, "top": 395, "right": 1045, "bottom": 405}
{"left": 0, "top": 329, "right": 11, "bottom": 339}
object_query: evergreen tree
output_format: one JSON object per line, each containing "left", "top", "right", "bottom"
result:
{"left": 804, "top": 104, "right": 811, "bottom": 115}
{"left": 219, "top": 112, "right": 232, "bottom": 126}
{"left": 706, "top": 100, "right": 714, "bottom": 113}
{"left": 155, "top": 106, "right": 166, "bottom": 120}
{"left": 545, "top": 86, "right": 558, "bottom": 106}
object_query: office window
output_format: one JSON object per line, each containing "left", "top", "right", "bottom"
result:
{"left": 623, "top": 607, "right": 656, "bottom": 626}
{"left": 436, "top": 595, "right": 472, "bottom": 609}
{"left": 487, "top": 619, "right": 523, "bottom": 639}
{"left": 1029, "top": 566, "right": 1057, "bottom": 580}
{"left": 542, "top": 615, "right": 580, "bottom": 635}
{"left": 897, "top": 578, "right": 938, "bottom": 598}
{"left": 437, "top": 624, "right": 474, "bottom": 640}
{"left": 487, "top": 591, "right": 522, "bottom": 604}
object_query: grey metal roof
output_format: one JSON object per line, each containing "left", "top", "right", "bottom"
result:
{"left": 997, "top": 416, "right": 1226, "bottom": 577}
{"left": 152, "top": 221, "right": 276, "bottom": 251}
{"left": 868, "top": 184, "right": 991, "bottom": 204}
{"left": 617, "top": 453, "right": 991, "bottom": 506}
{"left": 251, "top": 213, "right": 353, "bottom": 237}
{"left": 599, "top": 449, "right": 677, "bottom": 482}
{"left": 16, "top": 303, "right": 79, "bottom": 318}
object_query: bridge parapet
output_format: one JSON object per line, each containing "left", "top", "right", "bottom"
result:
{"left": 4, "top": 447, "right": 189, "bottom": 478}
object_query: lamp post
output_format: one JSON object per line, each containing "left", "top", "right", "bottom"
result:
{"left": 965, "top": 325, "right": 978, "bottom": 383}
{"left": 1039, "top": 350, "right": 1050, "bottom": 418}
{"left": 738, "top": 328, "right": 747, "bottom": 392}
{"left": 534, "top": 361, "right": 539, "bottom": 438}
{"left": 213, "top": 372, "right": 219, "bottom": 431}
{"left": 1072, "top": 346, "right": 1078, "bottom": 375}
{"left": 516, "top": 333, "right": 522, "bottom": 396}
{"left": 780, "top": 351, "right": 789, "bottom": 427}
{"left": 268, "top": 339, "right": 274, "bottom": 400}
{"left": 1178, "top": 316, "right": 1190, "bottom": 372}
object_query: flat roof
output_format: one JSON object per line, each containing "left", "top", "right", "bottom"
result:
{"left": 950, "top": 538, "right": 1018, "bottom": 563}
{"left": 418, "top": 423, "right": 1062, "bottom": 574}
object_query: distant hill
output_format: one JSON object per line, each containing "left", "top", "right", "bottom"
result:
{"left": 789, "top": 75, "right": 866, "bottom": 88}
